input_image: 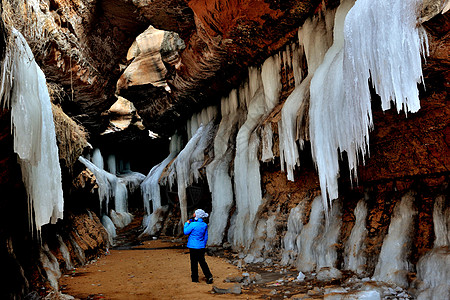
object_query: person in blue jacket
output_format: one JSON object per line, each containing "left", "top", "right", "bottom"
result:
{"left": 184, "top": 209, "right": 213, "bottom": 284}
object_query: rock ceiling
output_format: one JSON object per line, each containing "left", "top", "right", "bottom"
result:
{"left": 2, "top": 0, "right": 449, "bottom": 141}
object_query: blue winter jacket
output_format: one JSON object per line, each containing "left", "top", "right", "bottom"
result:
{"left": 184, "top": 218, "right": 208, "bottom": 249}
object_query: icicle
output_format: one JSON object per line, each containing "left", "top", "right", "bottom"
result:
{"left": 315, "top": 200, "right": 342, "bottom": 281}
{"left": 206, "top": 91, "right": 241, "bottom": 245}
{"left": 261, "top": 123, "right": 274, "bottom": 162}
{"left": 1, "top": 29, "right": 64, "bottom": 235}
{"left": 279, "top": 7, "right": 334, "bottom": 182}
{"left": 344, "top": 199, "right": 368, "bottom": 276}
{"left": 309, "top": 0, "right": 355, "bottom": 211}
{"left": 167, "top": 124, "right": 206, "bottom": 225}
{"left": 141, "top": 150, "right": 175, "bottom": 217}
{"left": 101, "top": 215, "right": 117, "bottom": 246}
{"left": 92, "top": 148, "right": 104, "bottom": 170}
{"left": 281, "top": 201, "right": 307, "bottom": 266}
{"left": 415, "top": 195, "right": 450, "bottom": 300}
{"left": 295, "top": 196, "right": 324, "bottom": 272}
{"left": 261, "top": 54, "right": 282, "bottom": 108}
{"left": 79, "top": 156, "right": 118, "bottom": 215}
{"left": 372, "top": 192, "right": 417, "bottom": 288}
{"left": 106, "top": 154, "right": 117, "bottom": 175}
{"left": 231, "top": 68, "right": 266, "bottom": 250}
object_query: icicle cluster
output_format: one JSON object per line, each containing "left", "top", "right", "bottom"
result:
{"left": 0, "top": 28, "right": 64, "bottom": 234}
{"left": 372, "top": 193, "right": 417, "bottom": 288}
{"left": 163, "top": 107, "right": 217, "bottom": 225}
{"left": 79, "top": 148, "right": 145, "bottom": 241}
{"left": 279, "top": 8, "right": 335, "bottom": 182}
{"left": 141, "top": 134, "right": 182, "bottom": 236}
{"left": 206, "top": 91, "right": 241, "bottom": 245}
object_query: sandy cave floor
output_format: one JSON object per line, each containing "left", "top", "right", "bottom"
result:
{"left": 58, "top": 215, "right": 345, "bottom": 300}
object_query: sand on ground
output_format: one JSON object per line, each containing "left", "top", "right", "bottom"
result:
{"left": 59, "top": 239, "right": 262, "bottom": 300}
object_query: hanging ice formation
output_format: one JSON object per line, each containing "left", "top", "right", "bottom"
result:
{"left": 372, "top": 192, "right": 417, "bottom": 288}
{"left": 141, "top": 134, "right": 182, "bottom": 236}
{"left": 0, "top": 28, "right": 64, "bottom": 235}
{"left": 79, "top": 148, "right": 144, "bottom": 239}
{"left": 343, "top": 199, "right": 368, "bottom": 276}
{"left": 206, "top": 90, "right": 241, "bottom": 245}
{"left": 414, "top": 195, "right": 450, "bottom": 300}
{"left": 308, "top": 0, "right": 428, "bottom": 211}
{"left": 278, "top": 6, "right": 335, "bottom": 182}
{"left": 231, "top": 55, "right": 282, "bottom": 250}
{"left": 163, "top": 107, "right": 217, "bottom": 226}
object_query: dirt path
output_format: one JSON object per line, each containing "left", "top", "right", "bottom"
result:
{"left": 60, "top": 238, "right": 265, "bottom": 300}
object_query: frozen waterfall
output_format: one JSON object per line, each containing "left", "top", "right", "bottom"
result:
{"left": 0, "top": 28, "right": 63, "bottom": 235}
{"left": 141, "top": 134, "right": 182, "bottom": 236}
{"left": 306, "top": 0, "right": 429, "bottom": 211}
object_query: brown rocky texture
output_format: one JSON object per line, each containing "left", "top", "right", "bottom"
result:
{"left": 2, "top": 0, "right": 149, "bottom": 134}
{"left": 118, "top": 0, "right": 340, "bottom": 135}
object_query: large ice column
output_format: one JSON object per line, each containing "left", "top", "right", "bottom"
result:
{"left": 314, "top": 200, "right": 342, "bottom": 281}
{"left": 278, "top": 8, "right": 335, "bottom": 182}
{"left": 309, "top": 0, "right": 355, "bottom": 211}
{"left": 372, "top": 192, "right": 417, "bottom": 288}
{"left": 415, "top": 196, "right": 450, "bottom": 300}
{"left": 206, "top": 91, "right": 241, "bottom": 245}
{"left": 79, "top": 156, "right": 118, "bottom": 215}
{"left": 231, "top": 68, "right": 267, "bottom": 250}
{"left": 141, "top": 134, "right": 182, "bottom": 236}
{"left": 167, "top": 124, "right": 205, "bottom": 225}
{"left": 281, "top": 201, "right": 308, "bottom": 266}
{"left": 106, "top": 154, "right": 117, "bottom": 175}
{"left": 295, "top": 196, "right": 325, "bottom": 272}
{"left": 344, "top": 199, "right": 368, "bottom": 276}
{"left": 308, "top": 0, "right": 428, "bottom": 212}
{"left": 110, "top": 180, "right": 132, "bottom": 228}
{"left": 92, "top": 148, "right": 104, "bottom": 170}
{"left": 0, "top": 28, "right": 64, "bottom": 234}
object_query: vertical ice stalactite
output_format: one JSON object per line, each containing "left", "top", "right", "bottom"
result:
{"left": 295, "top": 196, "right": 324, "bottom": 272}
{"left": 106, "top": 154, "right": 116, "bottom": 175}
{"left": 314, "top": 199, "right": 342, "bottom": 281}
{"left": 415, "top": 195, "right": 450, "bottom": 300}
{"left": 344, "top": 199, "right": 368, "bottom": 276}
{"left": 79, "top": 157, "right": 117, "bottom": 215}
{"left": 281, "top": 201, "right": 307, "bottom": 266}
{"left": 92, "top": 148, "right": 104, "bottom": 170}
{"left": 372, "top": 192, "right": 417, "bottom": 288}
{"left": 206, "top": 91, "right": 241, "bottom": 245}
{"left": 166, "top": 106, "right": 217, "bottom": 227}
{"left": 232, "top": 67, "right": 265, "bottom": 250}
{"left": 101, "top": 215, "right": 117, "bottom": 246}
{"left": 309, "top": 0, "right": 355, "bottom": 211}
{"left": 260, "top": 54, "right": 282, "bottom": 163}
{"left": 279, "top": 8, "right": 335, "bottom": 182}
{"left": 307, "top": 0, "right": 428, "bottom": 212}
{"left": 0, "top": 28, "right": 64, "bottom": 234}
{"left": 141, "top": 134, "right": 181, "bottom": 236}
{"left": 168, "top": 125, "right": 205, "bottom": 226}
{"left": 230, "top": 54, "right": 282, "bottom": 250}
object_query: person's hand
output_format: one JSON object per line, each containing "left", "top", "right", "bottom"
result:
{"left": 187, "top": 220, "right": 191, "bottom": 224}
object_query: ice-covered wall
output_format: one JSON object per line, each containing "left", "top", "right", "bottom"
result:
{"left": 414, "top": 195, "right": 450, "bottom": 300}
{"left": 141, "top": 134, "right": 182, "bottom": 236}
{"left": 79, "top": 149, "right": 145, "bottom": 241}
{"left": 0, "top": 28, "right": 63, "bottom": 235}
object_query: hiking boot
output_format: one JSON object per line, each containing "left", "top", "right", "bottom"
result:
{"left": 206, "top": 277, "right": 213, "bottom": 284}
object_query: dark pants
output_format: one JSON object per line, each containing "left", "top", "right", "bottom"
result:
{"left": 189, "top": 248, "right": 212, "bottom": 281}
